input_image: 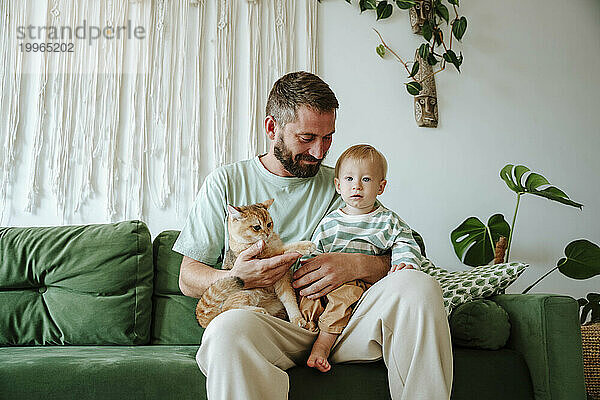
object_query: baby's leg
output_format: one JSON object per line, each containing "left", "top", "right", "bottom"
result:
{"left": 298, "top": 295, "right": 322, "bottom": 332}
{"left": 307, "top": 331, "right": 338, "bottom": 373}
{"left": 307, "top": 282, "right": 368, "bottom": 372}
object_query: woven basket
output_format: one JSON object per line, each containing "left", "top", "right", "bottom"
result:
{"left": 582, "top": 322, "right": 600, "bottom": 399}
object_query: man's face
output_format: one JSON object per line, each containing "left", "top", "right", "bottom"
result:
{"left": 273, "top": 106, "right": 336, "bottom": 178}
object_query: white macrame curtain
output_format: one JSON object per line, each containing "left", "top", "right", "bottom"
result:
{"left": 0, "top": 0, "right": 318, "bottom": 225}
{"left": 214, "top": 0, "right": 237, "bottom": 168}
{"left": 247, "top": 0, "right": 261, "bottom": 159}
{"left": 190, "top": 0, "right": 207, "bottom": 199}
{"left": 270, "top": 0, "right": 295, "bottom": 79}
{"left": 306, "top": 0, "right": 318, "bottom": 74}
{"left": 0, "top": 0, "right": 27, "bottom": 224}
{"left": 25, "top": 0, "right": 52, "bottom": 214}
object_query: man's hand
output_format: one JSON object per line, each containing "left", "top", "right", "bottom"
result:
{"left": 230, "top": 240, "right": 303, "bottom": 289}
{"left": 292, "top": 252, "right": 390, "bottom": 300}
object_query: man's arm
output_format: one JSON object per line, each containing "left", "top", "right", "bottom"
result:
{"left": 179, "top": 240, "right": 304, "bottom": 299}
{"left": 292, "top": 252, "right": 391, "bottom": 300}
{"left": 179, "top": 256, "right": 232, "bottom": 298}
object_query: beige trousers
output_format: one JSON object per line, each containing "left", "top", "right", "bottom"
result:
{"left": 196, "top": 269, "right": 453, "bottom": 400}
{"left": 299, "top": 280, "right": 370, "bottom": 334}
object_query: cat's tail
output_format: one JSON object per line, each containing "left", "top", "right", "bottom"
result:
{"left": 195, "top": 276, "right": 245, "bottom": 328}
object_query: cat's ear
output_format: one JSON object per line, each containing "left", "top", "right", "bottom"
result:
{"left": 227, "top": 205, "right": 243, "bottom": 220}
{"left": 261, "top": 199, "right": 274, "bottom": 209}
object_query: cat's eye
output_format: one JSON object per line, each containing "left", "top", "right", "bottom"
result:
{"left": 267, "top": 222, "right": 272, "bottom": 228}
{"left": 252, "top": 225, "right": 261, "bottom": 231}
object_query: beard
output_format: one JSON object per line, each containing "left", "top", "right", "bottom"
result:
{"left": 273, "top": 136, "right": 327, "bottom": 178}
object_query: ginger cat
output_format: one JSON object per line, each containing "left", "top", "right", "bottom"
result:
{"left": 195, "top": 199, "right": 315, "bottom": 329}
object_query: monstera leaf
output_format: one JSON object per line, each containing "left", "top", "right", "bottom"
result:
{"left": 558, "top": 239, "right": 600, "bottom": 279}
{"left": 523, "top": 239, "right": 600, "bottom": 295}
{"left": 451, "top": 214, "right": 510, "bottom": 267}
{"left": 500, "top": 164, "right": 583, "bottom": 209}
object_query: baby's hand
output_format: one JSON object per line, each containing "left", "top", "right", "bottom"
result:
{"left": 388, "top": 263, "right": 416, "bottom": 274}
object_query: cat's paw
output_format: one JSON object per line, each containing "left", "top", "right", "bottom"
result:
{"left": 294, "top": 241, "right": 317, "bottom": 256}
{"left": 290, "top": 316, "right": 312, "bottom": 330}
{"left": 243, "top": 306, "right": 269, "bottom": 315}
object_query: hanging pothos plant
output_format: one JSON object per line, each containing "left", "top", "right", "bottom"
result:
{"left": 334, "top": 0, "right": 468, "bottom": 96}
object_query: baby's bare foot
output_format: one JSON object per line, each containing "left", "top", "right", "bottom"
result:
{"left": 307, "top": 349, "right": 331, "bottom": 372}
{"left": 306, "top": 331, "right": 337, "bottom": 373}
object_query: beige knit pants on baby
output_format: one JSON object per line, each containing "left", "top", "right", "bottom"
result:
{"left": 196, "top": 269, "right": 453, "bottom": 400}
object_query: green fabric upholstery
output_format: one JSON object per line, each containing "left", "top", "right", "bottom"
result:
{"left": 1, "top": 223, "right": 587, "bottom": 400}
{"left": 152, "top": 230, "right": 204, "bottom": 344}
{"left": 0, "top": 346, "right": 206, "bottom": 400}
{"left": 0, "top": 221, "right": 153, "bottom": 345}
{"left": 492, "top": 294, "right": 587, "bottom": 400}
{"left": 290, "top": 349, "right": 533, "bottom": 400}
{"left": 451, "top": 348, "right": 533, "bottom": 400}
{"left": 288, "top": 362, "right": 392, "bottom": 400}
{"left": 450, "top": 299, "right": 511, "bottom": 350}
{"left": 0, "top": 346, "right": 530, "bottom": 400}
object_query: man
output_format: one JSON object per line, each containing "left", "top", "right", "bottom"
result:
{"left": 174, "top": 71, "right": 453, "bottom": 400}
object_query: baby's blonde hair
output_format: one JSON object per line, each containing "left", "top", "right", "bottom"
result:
{"left": 335, "top": 144, "right": 388, "bottom": 180}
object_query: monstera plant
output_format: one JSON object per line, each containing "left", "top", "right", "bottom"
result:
{"left": 451, "top": 164, "right": 583, "bottom": 266}
{"left": 450, "top": 164, "right": 600, "bottom": 296}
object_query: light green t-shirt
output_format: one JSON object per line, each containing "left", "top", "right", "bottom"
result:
{"left": 173, "top": 156, "right": 343, "bottom": 267}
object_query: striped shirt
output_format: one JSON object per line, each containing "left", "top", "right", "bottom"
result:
{"left": 311, "top": 205, "right": 423, "bottom": 269}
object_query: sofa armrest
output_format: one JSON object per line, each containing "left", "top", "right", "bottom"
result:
{"left": 492, "top": 294, "right": 586, "bottom": 400}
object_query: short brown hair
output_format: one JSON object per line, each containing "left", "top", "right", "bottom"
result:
{"left": 265, "top": 71, "right": 339, "bottom": 127}
{"left": 335, "top": 144, "right": 388, "bottom": 180}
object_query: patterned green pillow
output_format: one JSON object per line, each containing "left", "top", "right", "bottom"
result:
{"left": 421, "top": 260, "right": 528, "bottom": 314}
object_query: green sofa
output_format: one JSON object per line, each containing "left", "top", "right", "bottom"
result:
{"left": 0, "top": 221, "right": 586, "bottom": 400}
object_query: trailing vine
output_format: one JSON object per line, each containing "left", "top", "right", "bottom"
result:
{"left": 333, "top": 0, "right": 468, "bottom": 96}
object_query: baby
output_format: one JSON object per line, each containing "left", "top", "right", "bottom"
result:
{"left": 300, "top": 144, "right": 423, "bottom": 372}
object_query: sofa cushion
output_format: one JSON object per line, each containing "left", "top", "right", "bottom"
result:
{"left": 450, "top": 299, "right": 511, "bottom": 350}
{"left": 288, "top": 347, "right": 533, "bottom": 400}
{"left": 0, "top": 221, "right": 153, "bottom": 345}
{"left": 0, "top": 346, "right": 532, "bottom": 400}
{"left": 152, "top": 230, "right": 204, "bottom": 344}
{"left": 0, "top": 346, "right": 206, "bottom": 400}
{"left": 450, "top": 347, "right": 534, "bottom": 400}
{"left": 422, "top": 261, "right": 527, "bottom": 314}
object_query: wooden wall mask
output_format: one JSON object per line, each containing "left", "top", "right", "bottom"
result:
{"left": 414, "top": 51, "right": 438, "bottom": 127}
{"left": 409, "top": 0, "right": 434, "bottom": 34}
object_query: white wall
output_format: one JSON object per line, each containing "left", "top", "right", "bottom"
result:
{"left": 5, "top": 0, "right": 600, "bottom": 301}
